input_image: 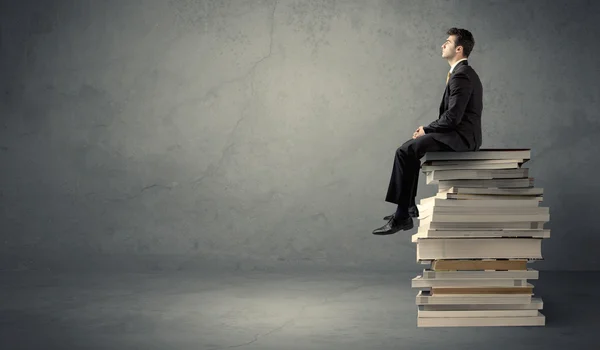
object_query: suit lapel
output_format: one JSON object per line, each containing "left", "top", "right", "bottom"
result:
{"left": 440, "top": 60, "right": 468, "bottom": 112}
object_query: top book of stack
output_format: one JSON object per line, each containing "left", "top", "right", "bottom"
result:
{"left": 422, "top": 149, "right": 531, "bottom": 162}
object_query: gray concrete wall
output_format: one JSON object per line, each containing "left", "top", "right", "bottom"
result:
{"left": 1, "top": 0, "right": 599, "bottom": 272}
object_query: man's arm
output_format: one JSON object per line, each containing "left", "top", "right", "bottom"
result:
{"left": 423, "top": 71, "right": 473, "bottom": 134}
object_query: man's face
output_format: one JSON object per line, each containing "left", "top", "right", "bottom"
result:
{"left": 441, "top": 35, "right": 458, "bottom": 59}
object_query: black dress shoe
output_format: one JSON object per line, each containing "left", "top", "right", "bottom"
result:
{"left": 372, "top": 216, "right": 414, "bottom": 235}
{"left": 383, "top": 206, "right": 419, "bottom": 221}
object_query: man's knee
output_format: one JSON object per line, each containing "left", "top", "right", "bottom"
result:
{"left": 397, "top": 138, "right": 416, "bottom": 153}
{"left": 400, "top": 135, "right": 435, "bottom": 159}
{"left": 396, "top": 142, "right": 411, "bottom": 157}
{"left": 396, "top": 140, "right": 419, "bottom": 160}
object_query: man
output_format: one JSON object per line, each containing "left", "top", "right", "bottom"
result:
{"left": 372, "top": 27, "right": 483, "bottom": 236}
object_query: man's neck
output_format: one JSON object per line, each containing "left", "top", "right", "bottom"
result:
{"left": 448, "top": 57, "right": 467, "bottom": 71}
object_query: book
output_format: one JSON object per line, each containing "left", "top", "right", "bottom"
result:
{"left": 419, "top": 197, "right": 541, "bottom": 208}
{"left": 417, "top": 207, "right": 550, "bottom": 223}
{"left": 418, "top": 220, "right": 546, "bottom": 230}
{"left": 416, "top": 290, "right": 532, "bottom": 305}
{"left": 416, "top": 238, "right": 543, "bottom": 261}
{"left": 413, "top": 229, "right": 551, "bottom": 239}
{"left": 430, "top": 259, "right": 528, "bottom": 271}
{"left": 438, "top": 178, "right": 534, "bottom": 191}
{"left": 417, "top": 313, "right": 545, "bottom": 327}
{"left": 421, "top": 149, "right": 531, "bottom": 162}
{"left": 412, "top": 276, "right": 530, "bottom": 288}
{"left": 421, "top": 160, "right": 524, "bottom": 172}
{"left": 419, "top": 297, "right": 543, "bottom": 310}
{"left": 425, "top": 168, "right": 529, "bottom": 184}
{"left": 431, "top": 284, "right": 534, "bottom": 295}
{"left": 421, "top": 268, "right": 539, "bottom": 279}
{"left": 443, "top": 187, "right": 543, "bottom": 195}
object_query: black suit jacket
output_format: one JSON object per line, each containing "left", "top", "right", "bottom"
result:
{"left": 423, "top": 60, "right": 483, "bottom": 151}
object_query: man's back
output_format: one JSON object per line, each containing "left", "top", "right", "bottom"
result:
{"left": 448, "top": 63, "right": 483, "bottom": 151}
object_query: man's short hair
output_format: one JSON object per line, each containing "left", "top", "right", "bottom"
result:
{"left": 447, "top": 28, "right": 475, "bottom": 57}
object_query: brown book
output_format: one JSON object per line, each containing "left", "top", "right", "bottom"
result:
{"left": 431, "top": 285, "right": 533, "bottom": 295}
{"left": 431, "top": 259, "right": 528, "bottom": 271}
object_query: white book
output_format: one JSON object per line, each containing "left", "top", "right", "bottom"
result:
{"left": 421, "top": 160, "right": 523, "bottom": 172}
{"left": 438, "top": 193, "right": 543, "bottom": 201}
{"left": 421, "top": 211, "right": 550, "bottom": 223}
{"left": 419, "top": 197, "right": 541, "bottom": 208}
{"left": 417, "top": 307, "right": 539, "bottom": 318}
{"left": 417, "top": 312, "right": 545, "bottom": 327}
{"left": 443, "top": 187, "right": 543, "bottom": 196}
{"left": 418, "top": 220, "right": 546, "bottom": 230}
{"left": 422, "top": 269, "right": 539, "bottom": 280}
{"left": 412, "top": 276, "right": 529, "bottom": 288}
{"left": 413, "top": 229, "right": 551, "bottom": 240}
{"left": 419, "top": 206, "right": 548, "bottom": 215}
{"left": 416, "top": 290, "right": 532, "bottom": 305}
{"left": 438, "top": 178, "right": 534, "bottom": 191}
{"left": 426, "top": 159, "right": 527, "bottom": 165}
{"left": 415, "top": 238, "right": 543, "bottom": 260}
{"left": 426, "top": 168, "right": 529, "bottom": 184}
{"left": 422, "top": 149, "right": 531, "bottom": 162}
{"left": 420, "top": 297, "right": 543, "bottom": 310}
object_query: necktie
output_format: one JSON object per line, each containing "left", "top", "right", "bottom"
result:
{"left": 446, "top": 71, "right": 451, "bottom": 85}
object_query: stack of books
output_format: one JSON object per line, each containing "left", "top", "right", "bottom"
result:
{"left": 411, "top": 149, "right": 549, "bottom": 327}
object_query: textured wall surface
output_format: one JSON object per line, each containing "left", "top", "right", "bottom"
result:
{"left": 1, "top": 0, "right": 599, "bottom": 272}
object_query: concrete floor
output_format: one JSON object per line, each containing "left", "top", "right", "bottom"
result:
{"left": 1, "top": 269, "right": 598, "bottom": 350}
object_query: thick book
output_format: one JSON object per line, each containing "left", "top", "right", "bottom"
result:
{"left": 420, "top": 197, "right": 541, "bottom": 208}
{"left": 418, "top": 220, "right": 546, "bottom": 230}
{"left": 416, "top": 290, "right": 532, "bottom": 305}
{"left": 430, "top": 259, "right": 528, "bottom": 271}
{"left": 412, "top": 276, "right": 529, "bottom": 288}
{"left": 422, "top": 149, "right": 531, "bottom": 162}
{"left": 419, "top": 297, "right": 543, "bottom": 311}
{"left": 421, "top": 159, "right": 524, "bottom": 171}
{"left": 418, "top": 208, "right": 550, "bottom": 223}
{"left": 438, "top": 178, "right": 534, "bottom": 191}
{"left": 419, "top": 205, "right": 548, "bottom": 215}
{"left": 417, "top": 312, "right": 545, "bottom": 327}
{"left": 431, "top": 284, "right": 534, "bottom": 295}
{"left": 438, "top": 193, "right": 543, "bottom": 201}
{"left": 443, "top": 187, "right": 543, "bottom": 195}
{"left": 421, "top": 268, "right": 539, "bottom": 280}
{"left": 426, "top": 168, "right": 529, "bottom": 184}
{"left": 416, "top": 238, "right": 543, "bottom": 261}
{"left": 413, "top": 229, "right": 551, "bottom": 240}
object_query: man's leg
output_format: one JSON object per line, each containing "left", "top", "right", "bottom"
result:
{"left": 384, "top": 138, "right": 417, "bottom": 206}
{"left": 408, "top": 157, "right": 420, "bottom": 216}
{"left": 385, "top": 135, "right": 450, "bottom": 205}
{"left": 403, "top": 154, "right": 429, "bottom": 220}
{"left": 382, "top": 154, "right": 420, "bottom": 220}
{"left": 374, "top": 134, "right": 452, "bottom": 235}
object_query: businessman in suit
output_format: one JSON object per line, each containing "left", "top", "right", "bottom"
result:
{"left": 373, "top": 28, "right": 483, "bottom": 236}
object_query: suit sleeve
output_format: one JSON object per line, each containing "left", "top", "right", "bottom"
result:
{"left": 423, "top": 71, "right": 473, "bottom": 134}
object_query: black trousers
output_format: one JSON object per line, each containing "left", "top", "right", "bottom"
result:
{"left": 385, "top": 133, "right": 467, "bottom": 208}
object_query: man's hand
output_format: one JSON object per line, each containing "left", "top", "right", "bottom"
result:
{"left": 412, "top": 126, "right": 425, "bottom": 139}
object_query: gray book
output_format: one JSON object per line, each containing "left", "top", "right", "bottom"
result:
{"left": 422, "top": 149, "right": 531, "bottom": 162}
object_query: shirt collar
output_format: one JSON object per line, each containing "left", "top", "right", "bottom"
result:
{"left": 449, "top": 58, "right": 468, "bottom": 73}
